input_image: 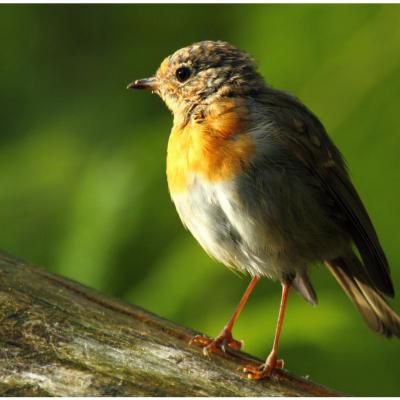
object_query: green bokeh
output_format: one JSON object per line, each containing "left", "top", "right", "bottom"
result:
{"left": 1, "top": 4, "right": 400, "bottom": 395}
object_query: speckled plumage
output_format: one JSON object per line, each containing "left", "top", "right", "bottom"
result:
{"left": 129, "top": 40, "right": 400, "bottom": 363}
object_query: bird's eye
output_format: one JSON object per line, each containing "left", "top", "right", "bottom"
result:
{"left": 175, "top": 67, "right": 191, "bottom": 82}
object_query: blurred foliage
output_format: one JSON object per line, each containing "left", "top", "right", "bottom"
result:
{"left": 1, "top": 4, "right": 400, "bottom": 395}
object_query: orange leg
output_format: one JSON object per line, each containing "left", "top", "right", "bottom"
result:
{"left": 190, "top": 275, "right": 260, "bottom": 354}
{"left": 244, "top": 282, "right": 290, "bottom": 379}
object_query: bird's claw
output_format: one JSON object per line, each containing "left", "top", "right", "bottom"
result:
{"left": 243, "top": 357, "right": 284, "bottom": 380}
{"left": 189, "top": 334, "right": 212, "bottom": 347}
{"left": 189, "top": 331, "right": 243, "bottom": 355}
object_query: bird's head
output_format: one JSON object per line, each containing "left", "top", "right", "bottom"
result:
{"left": 128, "top": 41, "right": 265, "bottom": 122}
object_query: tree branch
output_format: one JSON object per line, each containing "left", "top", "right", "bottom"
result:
{"left": 0, "top": 252, "right": 343, "bottom": 396}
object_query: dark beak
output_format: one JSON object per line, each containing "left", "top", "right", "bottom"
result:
{"left": 127, "top": 76, "right": 158, "bottom": 90}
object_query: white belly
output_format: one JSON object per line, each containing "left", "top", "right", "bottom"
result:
{"left": 170, "top": 174, "right": 286, "bottom": 278}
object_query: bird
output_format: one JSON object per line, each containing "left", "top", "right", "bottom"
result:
{"left": 127, "top": 40, "right": 400, "bottom": 379}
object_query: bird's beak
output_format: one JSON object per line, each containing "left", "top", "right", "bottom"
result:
{"left": 127, "top": 77, "right": 159, "bottom": 91}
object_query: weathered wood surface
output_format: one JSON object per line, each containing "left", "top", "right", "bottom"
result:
{"left": 0, "top": 251, "right": 343, "bottom": 396}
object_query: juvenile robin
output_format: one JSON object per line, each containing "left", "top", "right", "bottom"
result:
{"left": 128, "top": 40, "right": 400, "bottom": 379}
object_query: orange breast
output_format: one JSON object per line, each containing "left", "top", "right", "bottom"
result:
{"left": 166, "top": 98, "right": 255, "bottom": 194}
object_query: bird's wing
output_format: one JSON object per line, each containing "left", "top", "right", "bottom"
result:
{"left": 257, "top": 89, "right": 394, "bottom": 297}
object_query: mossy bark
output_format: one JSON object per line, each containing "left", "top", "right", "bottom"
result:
{"left": 0, "top": 252, "right": 343, "bottom": 396}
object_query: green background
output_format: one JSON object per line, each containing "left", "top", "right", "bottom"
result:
{"left": 1, "top": 4, "right": 400, "bottom": 395}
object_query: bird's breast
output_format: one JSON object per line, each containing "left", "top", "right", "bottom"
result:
{"left": 166, "top": 98, "right": 255, "bottom": 194}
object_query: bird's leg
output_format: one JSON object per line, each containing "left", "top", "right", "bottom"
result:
{"left": 244, "top": 283, "right": 290, "bottom": 379}
{"left": 190, "top": 275, "right": 260, "bottom": 354}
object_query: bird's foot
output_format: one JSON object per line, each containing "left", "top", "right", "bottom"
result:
{"left": 189, "top": 329, "right": 243, "bottom": 355}
{"left": 243, "top": 353, "right": 284, "bottom": 380}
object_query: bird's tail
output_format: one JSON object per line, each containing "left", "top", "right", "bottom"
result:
{"left": 325, "top": 255, "right": 400, "bottom": 337}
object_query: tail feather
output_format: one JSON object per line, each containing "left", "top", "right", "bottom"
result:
{"left": 325, "top": 255, "right": 400, "bottom": 338}
{"left": 292, "top": 272, "right": 318, "bottom": 306}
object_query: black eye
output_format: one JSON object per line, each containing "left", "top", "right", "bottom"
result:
{"left": 175, "top": 67, "right": 191, "bottom": 82}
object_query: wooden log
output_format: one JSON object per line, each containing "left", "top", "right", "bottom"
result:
{"left": 0, "top": 251, "right": 343, "bottom": 396}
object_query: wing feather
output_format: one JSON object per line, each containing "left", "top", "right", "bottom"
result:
{"left": 257, "top": 88, "right": 394, "bottom": 296}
